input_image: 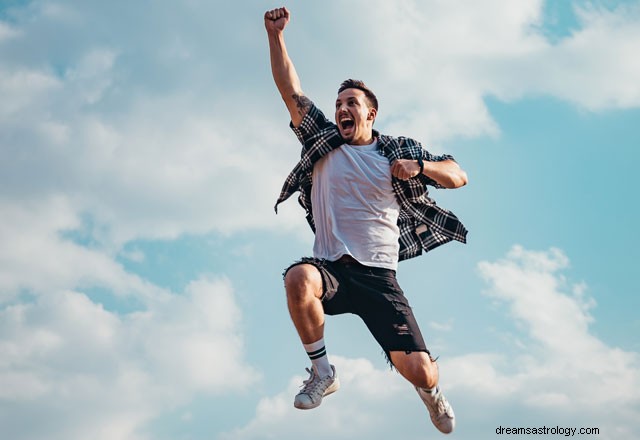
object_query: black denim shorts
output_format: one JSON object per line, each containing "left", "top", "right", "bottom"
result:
{"left": 283, "top": 256, "right": 429, "bottom": 361}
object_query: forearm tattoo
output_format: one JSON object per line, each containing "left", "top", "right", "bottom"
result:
{"left": 292, "top": 93, "right": 312, "bottom": 116}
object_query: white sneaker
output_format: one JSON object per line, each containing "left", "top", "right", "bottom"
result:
{"left": 416, "top": 386, "right": 456, "bottom": 434}
{"left": 293, "top": 365, "right": 340, "bottom": 410}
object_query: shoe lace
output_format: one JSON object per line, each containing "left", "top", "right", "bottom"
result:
{"left": 433, "top": 391, "right": 452, "bottom": 417}
{"left": 299, "top": 368, "right": 328, "bottom": 397}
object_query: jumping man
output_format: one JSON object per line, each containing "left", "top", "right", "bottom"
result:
{"left": 265, "top": 7, "right": 468, "bottom": 434}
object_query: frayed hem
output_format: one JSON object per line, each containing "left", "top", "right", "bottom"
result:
{"left": 282, "top": 257, "right": 327, "bottom": 280}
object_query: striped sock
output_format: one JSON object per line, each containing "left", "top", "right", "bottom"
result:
{"left": 303, "top": 338, "right": 333, "bottom": 378}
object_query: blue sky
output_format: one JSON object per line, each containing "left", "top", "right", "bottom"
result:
{"left": 1, "top": 1, "right": 639, "bottom": 439}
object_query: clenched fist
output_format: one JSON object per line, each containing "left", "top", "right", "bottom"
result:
{"left": 391, "top": 159, "right": 422, "bottom": 180}
{"left": 264, "top": 7, "right": 290, "bottom": 34}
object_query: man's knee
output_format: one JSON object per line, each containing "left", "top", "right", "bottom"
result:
{"left": 391, "top": 351, "right": 439, "bottom": 388}
{"left": 284, "top": 264, "right": 323, "bottom": 300}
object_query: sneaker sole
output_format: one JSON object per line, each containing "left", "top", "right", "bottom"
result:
{"left": 293, "top": 378, "right": 340, "bottom": 410}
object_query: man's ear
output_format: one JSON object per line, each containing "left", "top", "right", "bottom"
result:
{"left": 367, "top": 107, "right": 377, "bottom": 121}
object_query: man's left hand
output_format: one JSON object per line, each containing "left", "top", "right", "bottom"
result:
{"left": 391, "top": 159, "right": 421, "bottom": 180}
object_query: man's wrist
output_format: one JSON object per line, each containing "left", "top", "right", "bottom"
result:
{"left": 417, "top": 157, "right": 424, "bottom": 176}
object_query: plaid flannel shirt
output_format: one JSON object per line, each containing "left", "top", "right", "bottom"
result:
{"left": 274, "top": 103, "right": 467, "bottom": 261}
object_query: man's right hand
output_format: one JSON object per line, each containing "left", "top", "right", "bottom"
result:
{"left": 265, "top": 6, "right": 308, "bottom": 127}
{"left": 264, "top": 7, "right": 290, "bottom": 34}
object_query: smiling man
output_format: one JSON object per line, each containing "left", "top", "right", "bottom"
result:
{"left": 265, "top": 7, "right": 468, "bottom": 434}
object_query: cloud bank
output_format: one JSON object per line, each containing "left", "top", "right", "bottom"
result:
{"left": 0, "top": 275, "right": 257, "bottom": 440}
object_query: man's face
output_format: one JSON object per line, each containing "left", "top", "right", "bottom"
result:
{"left": 335, "top": 88, "right": 377, "bottom": 145}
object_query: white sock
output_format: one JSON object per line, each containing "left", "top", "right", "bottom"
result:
{"left": 303, "top": 338, "right": 333, "bottom": 378}
{"left": 420, "top": 386, "right": 438, "bottom": 396}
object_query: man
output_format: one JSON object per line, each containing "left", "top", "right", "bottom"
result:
{"left": 265, "top": 7, "right": 468, "bottom": 434}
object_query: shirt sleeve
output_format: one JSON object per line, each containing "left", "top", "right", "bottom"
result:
{"left": 398, "top": 136, "right": 456, "bottom": 188}
{"left": 289, "top": 103, "right": 336, "bottom": 148}
{"left": 422, "top": 150, "right": 455, "bottom": 163}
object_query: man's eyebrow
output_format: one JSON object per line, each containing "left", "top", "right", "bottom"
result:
{"left": 335, "top": 97, "right": 356, "bottom": 104}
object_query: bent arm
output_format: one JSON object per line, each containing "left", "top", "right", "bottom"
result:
{"left": 391, "top": 158, "right": 468, "bottom": 188}
{"left": 265, "top": 7, "right": 311, "bottom": 127}
{"left": 422, "top": 159, "right": 468, "bottom": 189}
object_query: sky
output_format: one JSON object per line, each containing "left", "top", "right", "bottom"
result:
{"left": 1, "top": 0, "right": 639, "bottom": 439}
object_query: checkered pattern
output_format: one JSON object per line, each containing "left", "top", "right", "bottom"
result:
{"left": 274, "top": 103, "right": 467, "bottom": 261}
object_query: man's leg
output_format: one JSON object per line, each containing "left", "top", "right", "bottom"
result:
{"left": 283, "top": 263, "right": 339, "bottom": 409}
{"left": 284, "top": 263, "right": 325, "bottom": 344}
{"left": 347, "top": 262, "right": 455, "bottom": 434}
{"left": 389, "top": 351, "right": 438, "bottom": 389}
{"left": 391, "top": 351, "right": 455, "bottom": 434}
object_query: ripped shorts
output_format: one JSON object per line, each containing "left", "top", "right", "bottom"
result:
{"left": 283, "top": 256, "right": 429, "bottom": 362}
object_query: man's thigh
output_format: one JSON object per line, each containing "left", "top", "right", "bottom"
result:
{"left": 283, "top": 257, "right": 355, "bottom": 315}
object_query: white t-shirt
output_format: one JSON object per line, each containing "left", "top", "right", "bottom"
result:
{"left": 311, "top": 139, "right": 400, "bottom": 270}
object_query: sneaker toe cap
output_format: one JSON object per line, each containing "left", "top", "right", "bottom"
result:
{"left": 293, "top": 393, "right": 317, "bottom": 409}
{"left": 434, "top": 413, "right": 455, "bottom": 434}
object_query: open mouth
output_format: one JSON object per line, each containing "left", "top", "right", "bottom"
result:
{"left": 339, "top": 118, "right": 354, "bottom": 131}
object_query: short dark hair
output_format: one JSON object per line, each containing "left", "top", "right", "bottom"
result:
{"left": 338, "top": 79, "right": 379, "bottom": 111}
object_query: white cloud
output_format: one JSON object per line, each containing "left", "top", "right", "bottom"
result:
{"left": 219, "top": 356, "right": 414, "bottom": 440}
{"left": 0, "top": 63, "right": 302, "bottom": 246}
{"left": 465, "top": 246, "right": 638, "bottom": 436}
{"left": 540, "top": 3, "right": 640, "bottom": 110}
{"left": 428, "top": 319, "right": 453, "bottom": 332}
{"left": 0, "top": 189, "right": 256, "bottom": 440}
{"left": 0, "top": 197, "right": 166, "bottom": 301}
{"left": 0, "top": 277, "right": 257, "bottom": 440}
{"left": 132, "top": 276, "right": 256, "bottom": 392}
{"left": 0, "top": 67, "right": 61, "bottom": 119}
{"left": 64, "top": 48, "right": 117, "bottom": 104}
{"left": 0, "top": 5, "right": 291, "bottom": 437}
{"left": 303, "top": 0, "right": 640, "bottom": 143}
{"left": 0, "top": 0, "right": 304, "bottom": 249}
{"left": 0, "top": 21, "right": 20, "bottom": 41}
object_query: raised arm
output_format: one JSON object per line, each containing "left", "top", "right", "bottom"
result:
{"left": 264, "top": 7, "right": 311, "bottom": 127}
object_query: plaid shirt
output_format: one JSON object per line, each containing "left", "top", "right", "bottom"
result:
{"left": 274, "top": 103, "right": 467, "bottom": 261}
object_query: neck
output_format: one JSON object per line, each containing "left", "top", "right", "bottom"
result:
{"left": 350, "top": 131, "right": 375, "bottom": 146}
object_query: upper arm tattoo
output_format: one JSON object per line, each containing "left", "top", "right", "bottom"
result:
{"left": 292, "top": 93, "right": 312, "bottom": 117}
